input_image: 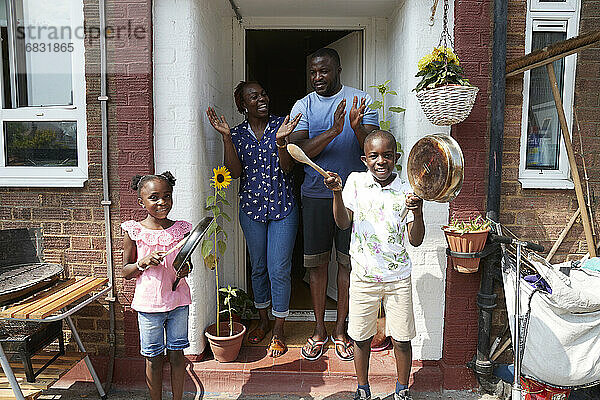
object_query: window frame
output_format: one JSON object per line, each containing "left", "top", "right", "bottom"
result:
{"left": 518, "top": 2, "right": 580, "bottom": 189}
{"left": 0, "top": 0, "right": 87, "bottom": 187}
{"left": 530, "top": 0, "right": 578, "bottom": 12}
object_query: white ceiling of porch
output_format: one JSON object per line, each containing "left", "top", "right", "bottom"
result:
{"left": 233, "top": 0, "right": 401, "bottom": 18}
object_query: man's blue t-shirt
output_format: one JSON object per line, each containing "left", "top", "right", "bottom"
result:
{"left": 290, "top": 86, "right": 379, "bottom": 198}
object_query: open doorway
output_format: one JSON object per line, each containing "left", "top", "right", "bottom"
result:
{"left": 245, "top": 29, "right": 363, "bottom": 315}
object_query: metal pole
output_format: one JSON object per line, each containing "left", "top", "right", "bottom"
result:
{"left": 512, "top": 242, "right": 523, "bottom": 400}
{"left": 65, "top": 314, "right": 107, "bottom": 399}
{"left": 486, "top": 0, "right": 508, "bottom": 223}
{"left": 0, "top": 343, "right": 25, "bottom": 400}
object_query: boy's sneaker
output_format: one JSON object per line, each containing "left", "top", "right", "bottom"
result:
{"left": 394, "top": 389, "right": 412, "bottom": 400}
{"left": 353, "top": 387, "right": 371, "bottom": 400}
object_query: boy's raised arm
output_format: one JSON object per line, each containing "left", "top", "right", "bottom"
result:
{"left": 324, "top": 171, "right": 353, "bottom": 230}
{"left": 406, "top": 193, "right": 425, "bottom": 247}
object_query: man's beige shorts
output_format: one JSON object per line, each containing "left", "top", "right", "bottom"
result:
{"left": 348, "top": 273, "right": 416, "bottom": 342}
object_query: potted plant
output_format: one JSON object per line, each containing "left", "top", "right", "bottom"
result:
{"left": 413, "top": 45, "right": 479, "bottom": 126}
{"left": 368, "top": 80, "right": 405, "bottom": 171}
{"left": 202, "top": 166, "right": 247, "bottom": 362}
{"left": 442, "top": 215, "right": 491, "bottom": 273}
{"left": 218, "top": 285, "right": 257, "bottom": 324}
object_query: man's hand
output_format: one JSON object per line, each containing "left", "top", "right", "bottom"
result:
{"left": 332, "top": 99, "right": 346, "bottom": 135}
{"left": 324, "top": 171, "right": 343, "bottom": 192}
{"left": 349, "top": 96, "right": 366, "bottom": 132}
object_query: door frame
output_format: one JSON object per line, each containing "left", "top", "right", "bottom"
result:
{"left": 232, "top": 17, "right": 377, "bottom": 291}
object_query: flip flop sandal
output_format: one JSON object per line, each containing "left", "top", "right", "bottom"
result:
{"left": 371, "top": 336, "right": 391, "bottom": 352}
{"left": 248, "top": 327, "right": 267, "bottom": 344}
{"left": 301, "top": 336, "right": 329, "bottom": 361}
{"left": 331, "top": 336, "right": 354, "bottom": 361}
{"left": 267, "top": 336, "right": 287, "bottom": 358}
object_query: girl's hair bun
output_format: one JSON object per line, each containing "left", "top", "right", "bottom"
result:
{"left": 131, "top": 174, "right": 144, "bottom": 190}
{"left": 159, "top": 171, "right": 176, "bottom": 187}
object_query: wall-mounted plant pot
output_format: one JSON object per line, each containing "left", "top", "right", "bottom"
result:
{"left": 205, "top": 321, "right": 246, "bottom": 362}
{"left": 443, "top": 226, "right": 490, "bottom": 273}
{"left": 416, "top": 85, "right": 479, "bottom": 126}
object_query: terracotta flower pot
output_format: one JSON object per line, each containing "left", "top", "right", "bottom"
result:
{"left": 205, "top": 321, "right": 246, "bottom": 362}
{"left": 443, "top": 227, "right": 490, "bottom": 273}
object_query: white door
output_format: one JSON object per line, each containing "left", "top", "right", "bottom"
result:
{"left": 304, "top": 31, "right": 363, "bottom": 302}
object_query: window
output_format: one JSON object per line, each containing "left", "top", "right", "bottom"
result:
{"left": 518, "top": 1, "right": 580, "bottom": 189}
{"left": 0, "top": 0, "right": 87, "bottom": 187}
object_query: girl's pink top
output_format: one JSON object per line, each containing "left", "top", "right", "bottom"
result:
{"left": 121, "top": 220, "right": 193, "bottom": 313}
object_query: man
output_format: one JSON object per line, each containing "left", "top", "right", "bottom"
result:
{"left": 289, "top": 48, "right": 379, "bottom": 361}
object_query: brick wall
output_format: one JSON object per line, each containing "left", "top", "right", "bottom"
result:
{"left": 440, "top": 0, "right": 493, "bottom": 389}
{"left": 107, "top": 0, "right": 154, "bottom": 358}
{"left": 503, "top": 1, "right": 600, "bottom": 260}
{"left": 0, "top": 0, "right": 154, "bottom": 358}
{"left": 493, "top": 0, "right": 600, "bottom": 365}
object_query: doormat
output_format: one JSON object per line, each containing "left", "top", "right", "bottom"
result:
{"left": 243, "top": 320, "right": 338, "bottom": 348}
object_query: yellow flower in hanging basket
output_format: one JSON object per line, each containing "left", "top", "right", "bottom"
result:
{"left": 414, "top": 46, "right": 470, "bottom": 92}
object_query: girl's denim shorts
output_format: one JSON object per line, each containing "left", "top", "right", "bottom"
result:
{"left": 137, "top": 305, "right": 190, "bottom": 357}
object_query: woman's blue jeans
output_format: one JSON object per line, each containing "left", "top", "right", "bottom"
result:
{"left": 238, "top": 204, "right": 298, "bottom": 318}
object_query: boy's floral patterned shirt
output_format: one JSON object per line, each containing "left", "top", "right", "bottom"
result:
{"left": 342, "top": 172, "right": 414, "bottom": 282}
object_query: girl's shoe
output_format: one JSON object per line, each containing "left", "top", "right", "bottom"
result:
{"left": 353, "top": 388, "right": 371, "bottom": 400}
{"left": 394, "top": 389, "right": 412, "bottom": 400}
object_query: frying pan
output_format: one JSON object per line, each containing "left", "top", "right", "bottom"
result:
{"left": 171, "top": 216, "right": 214, "bottom": 291}
{"left": 400, "top": 133, "right": 464, "bottom": 219}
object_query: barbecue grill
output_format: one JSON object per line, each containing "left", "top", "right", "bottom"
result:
{"left": 0, "top": 228, "right": 110, "bottom": 400}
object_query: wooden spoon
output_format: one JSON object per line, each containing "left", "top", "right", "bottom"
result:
{"left": 286, "top": 143, "right": 329, "bottom": 178}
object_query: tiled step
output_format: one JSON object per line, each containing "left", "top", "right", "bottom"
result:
{"left": 186, "top": 346, "right": 442, "bottom": 395}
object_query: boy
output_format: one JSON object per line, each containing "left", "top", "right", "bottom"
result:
{"left": 324, "top": 130, "right": 424, "bottom": 400}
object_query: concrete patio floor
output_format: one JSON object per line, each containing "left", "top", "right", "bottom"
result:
{"left": 41, "top": 382, "right": 502, "bottom": 399}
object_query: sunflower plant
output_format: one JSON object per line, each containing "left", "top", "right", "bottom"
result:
{"left": 413, "top": 46, "right": 472, "bottom": 92}
{"left": 368, "top": 80, "right": 405, "bottom": 171}
{"left": 202, "top": 166, "right": 232, "bottom": 336}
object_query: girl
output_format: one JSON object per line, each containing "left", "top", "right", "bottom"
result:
{"left": 122, "top": 171, "right": 192, "bottom": 400}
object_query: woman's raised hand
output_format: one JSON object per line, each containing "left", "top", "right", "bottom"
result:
{"left": 276, "top": 113, "right": 302, "bottom": 143}
{"left": 206, "top": 107, "right": 231, "bottom": 139}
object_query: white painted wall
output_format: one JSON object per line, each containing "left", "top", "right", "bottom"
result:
{"left": 381, "top": 0, "right": 455, "bottom": 360}
{"left": 152, "top": 0, "right": 453, "bottom": 359}
{"left": 153, "top": 0, "right": 237, "bottom": 355}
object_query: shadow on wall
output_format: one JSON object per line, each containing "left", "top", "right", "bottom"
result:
{"left": 412, "top": 245, "right": 447, "bottom": 357}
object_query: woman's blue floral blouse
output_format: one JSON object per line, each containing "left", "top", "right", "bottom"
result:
{"left": 230, "top": 115, "right": 295, "bottom": 222}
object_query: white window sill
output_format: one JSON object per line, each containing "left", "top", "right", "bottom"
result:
{"left": 0, "top": 177, "right": 87, "bottom": 188}
{"left": 519, "top": 177, "right": 574, "bottom": 190}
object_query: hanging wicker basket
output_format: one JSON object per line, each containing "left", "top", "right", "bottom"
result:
{"left": 416, "top": 85, "right": 479, "bottom": 126}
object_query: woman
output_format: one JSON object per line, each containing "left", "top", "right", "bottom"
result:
{"left": 206, "top": 81, "right": 301, "bottom": 358}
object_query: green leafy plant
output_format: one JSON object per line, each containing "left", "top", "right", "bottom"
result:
{"left": 219, "top": 286, "right": 257, "bottom": 335}
{"left": 444, "top": 215, "right": 491, "bottom": 234}
{"left": 202, "top": 166, "right": 232, "bottom": 336}
{"left": 368, "top": 80, "right": 406, "bottom": 132}
{"left": 368, "top": 80, "right": 406, "bottom": 171}
{"left": 413, "top": 46, "right": 472, "bottom": 92}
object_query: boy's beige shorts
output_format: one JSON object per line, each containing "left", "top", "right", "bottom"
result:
{"left": 348, "top": 273, "right": 416, "bottom": 342}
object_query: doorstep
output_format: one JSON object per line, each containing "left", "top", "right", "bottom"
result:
{"left": 57, "top": 346, "right": 443, "bottom": 397}
{"left": 191, "top": 346, "right": 443, "bottom": 395}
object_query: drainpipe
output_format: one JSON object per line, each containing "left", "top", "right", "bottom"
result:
{"left": 99, "top": 0, "right": 116, "bottom": 392}
{"left": 227, "top": 0, "right": 243, "bottom": 22}
{"left": 473, "top": 0, "right": 507, "bottom": 388}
